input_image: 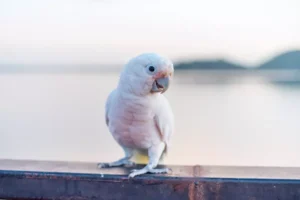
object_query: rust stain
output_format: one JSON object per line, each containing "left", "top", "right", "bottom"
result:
{"left": 188, "top": 182, "right": 195, "bottom": 200}
{"left": 188, "top": 182, "right": 206, "bottom": 200}
{"left": 173, "top": 183, "right": 186, "bottom": 193}
{"left": 188, "top": 165, "right": 205, "bottom": 199}
{"left": 193, "top": 165, "right": 202, "bottom": 177}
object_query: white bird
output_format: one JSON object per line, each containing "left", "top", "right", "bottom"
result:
{"left": 98, "top": 53, "right": 174, "bottom": 178}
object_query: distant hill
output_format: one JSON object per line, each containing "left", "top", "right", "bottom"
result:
{"left": 174, "top": 50, "right": 300, "bottom": 70}
{"left": 258, "top": 50, "right": 300, "bottom": 70}
{"left": 174, "top": 59, "right": 247, "bottom": 70}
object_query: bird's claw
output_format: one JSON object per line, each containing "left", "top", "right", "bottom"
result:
{"left": 97, "top": 163, "right": 110, "bottom": 168}
{"left": 128, "top": 167, "right": 172, "bottom": 178}
{"left": 124, "top": 161, "right": 136, "bottom": 167}
{"left": 166, "top": 168, "right": 173, "bottom": 173}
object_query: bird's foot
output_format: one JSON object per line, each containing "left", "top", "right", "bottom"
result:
{"left": 124, "top": 160, "right": 136, "bottom": 167}
{"left": 129, "top": 167, "right": 172, "bottom": 178}
{"left": 97, "top": 160, "right": 136, "bottom": 168}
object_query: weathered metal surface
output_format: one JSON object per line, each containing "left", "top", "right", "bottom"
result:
{"left": 1, "top": 159, "right": 300, "bottom": 200}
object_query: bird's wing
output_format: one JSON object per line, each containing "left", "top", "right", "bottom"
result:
{"left": 154, "top": 95, "right": 174, "bottom": 153}
{"left": 105, "top": 89, "right": 117, "bottom": 127}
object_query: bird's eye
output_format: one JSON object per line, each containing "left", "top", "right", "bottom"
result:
{"left": 148, "top": 66, "right": 155, "bottom": 73}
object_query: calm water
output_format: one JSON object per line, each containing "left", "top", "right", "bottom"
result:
{"left": 1, "top": 71, "right": 300, "bottom": 167}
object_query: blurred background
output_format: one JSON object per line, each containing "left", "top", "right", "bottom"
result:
{"left": 1, "top": 0, "right": 300, "bottom": 167}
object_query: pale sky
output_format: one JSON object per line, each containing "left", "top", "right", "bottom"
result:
{"left": 0, "top": 0, "right": 300, "bottom": 67}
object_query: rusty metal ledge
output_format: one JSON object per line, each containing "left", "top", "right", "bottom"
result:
{"left": 1, "top": 159, "right": 300, "bottom": 200}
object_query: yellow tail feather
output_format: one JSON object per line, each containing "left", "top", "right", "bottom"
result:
{"left": 132, "top": 151, "right": 149, "bottom": 164}
{"left": 132, "top": 148, "right": 167, "bottom": 165}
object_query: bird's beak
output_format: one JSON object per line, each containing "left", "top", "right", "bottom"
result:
{"left": 151, "top": 76, "right": 170, "bottom": 93}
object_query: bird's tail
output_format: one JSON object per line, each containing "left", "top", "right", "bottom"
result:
{"left": 132, "top": 144, "right": 168, "bottom": 165}
{"left": 132, "top": 149, "right": 149, "bottom": 164}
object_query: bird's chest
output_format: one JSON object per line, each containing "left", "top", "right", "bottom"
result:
{"left": 108, "top": 98, "right": 159, "bottom": 148}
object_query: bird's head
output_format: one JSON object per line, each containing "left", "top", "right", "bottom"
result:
{"left": 118, "top": 53, "right": 174, "bottom": 96}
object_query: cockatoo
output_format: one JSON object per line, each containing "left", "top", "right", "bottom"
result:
{"left": 98, "top": 53, "right": 174, "bottom": 178}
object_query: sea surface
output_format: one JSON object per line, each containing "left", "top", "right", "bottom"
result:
{"left": 1, "top": 70, "right": 300, "bottom": 167}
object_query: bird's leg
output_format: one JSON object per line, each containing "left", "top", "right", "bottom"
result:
{"left": 98, "top": 147, "right": 135, "bottom": 168}
{"left": 128, "top": 143, "right": 171, "bottom": 178}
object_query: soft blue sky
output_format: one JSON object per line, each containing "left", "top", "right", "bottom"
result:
{"left": 0, "top": 0, "right": 299, "bottom": 66}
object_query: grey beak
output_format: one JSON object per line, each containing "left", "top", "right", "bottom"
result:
{"left": 151, "top": 76, "right": 170, "bottom": 93}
